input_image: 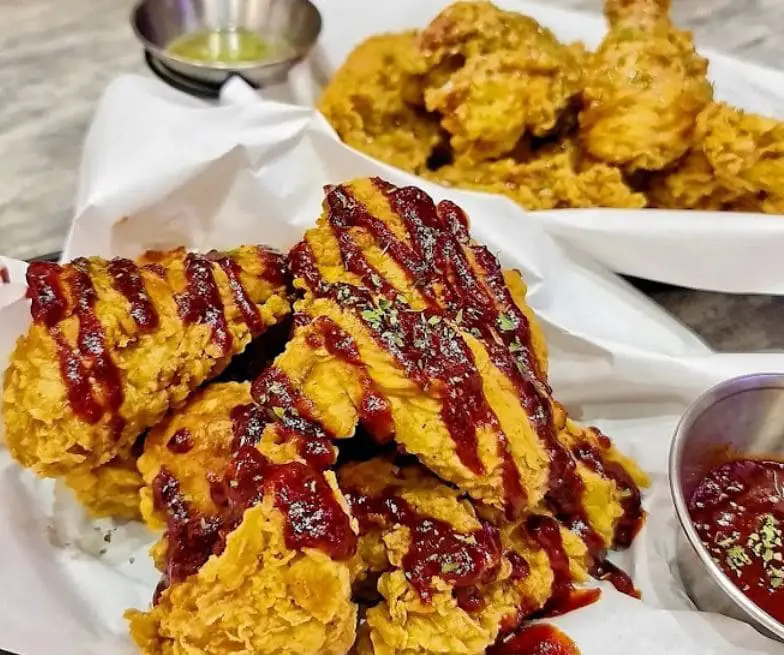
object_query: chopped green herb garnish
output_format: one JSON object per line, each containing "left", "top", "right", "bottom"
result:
{"left": 497, "top": 313, "right": 516, "bottom": 332}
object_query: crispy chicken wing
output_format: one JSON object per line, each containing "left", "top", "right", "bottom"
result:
{"left": 128, "top": 382, "right": 359, "bottom": 655}
{"left": 648, "top": 102, "right": 784, "bottom": 212}
{"left": 580, "top": 0, "right": 713, "bottom": 172}
{"left": 318, "top": 32, "right": 442, "bottom": 174}
{"left": 2, "top": 246, "right": 290, "bottom": 518}
{"left": 412, "top": 1, "right": 582, "bottom": 162}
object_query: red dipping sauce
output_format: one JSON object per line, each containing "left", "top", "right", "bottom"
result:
{"left": 689, "top": 458, "right": 784, "bottom": 623}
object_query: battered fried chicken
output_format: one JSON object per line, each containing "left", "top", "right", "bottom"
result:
{"left": 340, "top": 459, "right": 591, "bottom": 655}
{"left": 318, "top": 32, "right": 442, "bottom": 174}
{"left": 288, "top": 178, "right": 649, "bottom": 550}
{"left": 648, "top": 102, "right": 784, "bottom": 212}
{"left": 127, "top": 382, "right": 359, "bottom": 655}
{"left": 412, "top": 1, "right": 582, "bottom": 162}
{"left": 2, "top": 246, "right": 290, "bottom": 517}
{"left": 426, "top": 141, "right": 646, "bottom": 210}
{"left": 580, "top": 0, "right": 713, "bottom": 172}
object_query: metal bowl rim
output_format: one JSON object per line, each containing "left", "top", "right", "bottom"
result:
{"left": 130, "top": 0, "right": 322, "bottom": 72}
{"left": 669, "top": 372, "right": 784, "bottom": 640}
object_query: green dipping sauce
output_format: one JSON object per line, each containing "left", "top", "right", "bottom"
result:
{"left": 166, "top": 28, "right": 273, "bottom": 64}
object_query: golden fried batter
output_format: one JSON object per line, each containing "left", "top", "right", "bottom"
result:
{"left": 127, "top": 501, "right": 357, "bottom": 655}
{"left": 580, "top": 0, "right": 713, "bottom": 171}
{"left": 129, "top": 381, "right": 359, "bottom": 655}
{"left": 65, "top": 454, "right": 144, "bottom": 520}
{"left": 414, "top": 2, "right": 582, "bottom": 162}
{"left": 2, "top": 246, "right": 290, "bottom": 517}
{"left": 649, "top": 102, "right": 784, "bottom": 212}
{"left": 318, "top": 32, "right": 442, "bottom": 174}
{"left": 427, "top": 141, "right": 646, "bottom": 210}
{"left": 340, "top": 459, "right": 590, "bottom": 655}
{"left": 137, "top": 382, "right": 256, "bottom": 529}
{"left": 286, "top": 178, "right": 648, "bottom": 558}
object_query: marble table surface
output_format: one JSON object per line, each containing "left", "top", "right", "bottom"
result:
{"left": 1, "top": 0, "right": 783, "bottom": 351}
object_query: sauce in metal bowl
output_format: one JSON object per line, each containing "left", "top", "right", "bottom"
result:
{"left": 689, "top": 457, "right": 784, "bottom": 624}
{"left": 166, "top": 28, "right": 279, "bottom": 64}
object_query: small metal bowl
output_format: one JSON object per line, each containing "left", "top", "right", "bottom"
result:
{"left": 131, "top": 0, "right": 322, "bottom": 88}
{"left": 670, "top": 373, "right": 784, "bottom": 641}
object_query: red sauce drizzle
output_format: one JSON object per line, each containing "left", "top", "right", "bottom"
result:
{"left": 212, "top": 256, "right": 265, "bottom": 337}
{"left": 223, "top": 446, "right": 357, "bottom": 559}
{"left": 177, "top": 254, "right": 232, "bottom": 356}
{"left": 27, "top": 261, "right": 68, "bottom": 326}
{"left": 152, "top": 468, "right": 223, "bottom": 598}
{"left": 0, "top": 266, "right": 9, "bottom": 284}
{"left": 152, "top": 426, "right": 357, "bottom": 600}
{"left": 689, "top": 458, "right": 784, "bottom": 624}
{"left": 230, "top": 403, "right": 270, "bottom": 450}
{"left": 251, "top": 367, "right": 337, "bottom": 470}
{"left": 318, "top": 181, "right": 558, "bottom": 517}
{"left": 489, "top": 623, "right": 581, "bottom": 655}
{"left": 590, "top": 558, "right": 639, "bottom": 599}
{"left": 508, "top": 551, "right": 531, "bottom": 581}
{"left": 325, "top": 185, "right": 436, "bottom": 302}
{"left": 573, "top": 439, "right": 644, "bottom": 549}
{"left": 344, "top": 485, "right": 502, "bottom": 604}
{"left": 255, "top": 245, "right": 289, "bottom": 288}
{"left": 106, "top": 258, "right": 159, "bottom": 331}
{"left": 144, "top": 263, "right": 167, "bottom": 279}
{"left": 69, "top": 260, "right": 123, "bottom": 414}
{"left": 167, "top": 428, "right": 193, "bottom": 454}
{"left": 524, "top": 514, "right": 574, "bottom": 609}
{"left": 308, "top": 316, "right": 395, "bottom": 444}
{"left": 26, "top": 260, "right": 124, "bottom": 427}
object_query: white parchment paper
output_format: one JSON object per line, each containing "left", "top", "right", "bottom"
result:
{"left": 296, "top": 0, "right": 784, "bottom": 294}
{"left": 2, "top": 51, "right": 784, "bottom": 655}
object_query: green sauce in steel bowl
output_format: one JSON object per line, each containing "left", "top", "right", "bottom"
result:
{"left": 166, "top": 28, "right": 274, "bottom": 64}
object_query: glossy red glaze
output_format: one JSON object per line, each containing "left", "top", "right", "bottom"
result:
{"left": 177, "top": 254, "right": 232, "bottom": 356}
{"left": 230, "top": 403, "right": 270, "bottom": 450}
{"left": 345, "top": 486, "right": 502, "bottom": 603}
{"left": 224, "top": 446, "right": 357, "bottom": 560}
{"left": 107, "top": 258, "right": 159, "bottom": 331}
{"left": 573, "top": 439, "right": 644, "bottom": 549}
{"left": 689, "top": 458, "right": 784, "bottom": 623}
{"left": 524, "top": 514, "right": 573, "bottom": 610}
{"left": 213, "top": 256, "right": 265, "bottom": 337}
{"left": 590, "top": 559, "right": 639, "bottom": 599}
{"left": 490, "top": 623, "right": 581, "bottom": 655}
{"left": 27, "top": 260, "right": 68, "bottom": 326}
{"left": 152, "top": 467, "right": 223, "bottom": 598}
{"left": 251, "top": 367, "right": 337, "bottom": 470}
{"left": 167, "top": 428, "right": 193, "bottom": 454}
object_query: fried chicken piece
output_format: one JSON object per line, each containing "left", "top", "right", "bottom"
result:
{"left": 288, "top": 179, "right": 554, "bottom": 516}
{"left": 413, "top": 1, "right": 582, "bottom": 162}
{"left": 318, "top": 32, "right": 442, "bottom": 174}
{"left": 648, "top": 102, "right": 784, "bottom": 212}
{"left": 580, "top": 0, "right": 713, "bottom": 172}
{"left": 127, "top": 498, "right": 357, "bottom": 655}
{"left": 137, "top": 382, "right": 257, "bottom": 529}
{"left": 2, "top": 246, "right": 290, "bottom": 517}
{"left": 128, "top": 382, "right": 359, "bottom": 655}
{"left": 426, "top": 140, "right": 646, "bottom": 210}
{"left": 340, "top": 459, "right": 590, "bottom": 655}
{"left": 287, "top": 178, "right": 648, "bottom": 552}
{"left": 552, "top": 403, "right": 649, "bottom": 551}
{"left": 65, "top": 454, "right": 144, "bottom": 519}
